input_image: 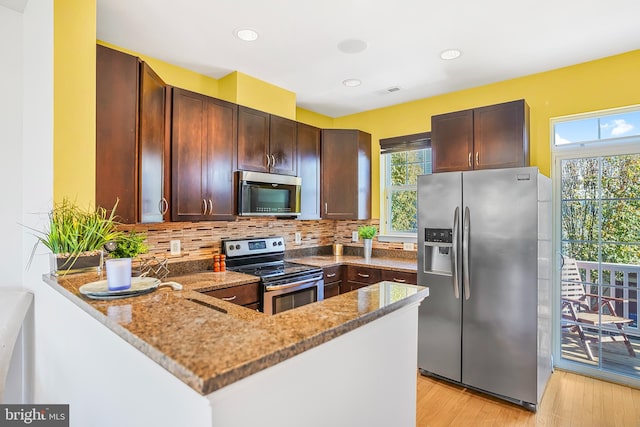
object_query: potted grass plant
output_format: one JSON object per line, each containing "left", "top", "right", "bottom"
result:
{"left": 358, "top": 225, "right": 377, "bottom": 260}
{"left": 104, "top": 231, "right": 149, "bottom": 290}
{"left": 28, "top": 198, "right": 122, "bottom": 275}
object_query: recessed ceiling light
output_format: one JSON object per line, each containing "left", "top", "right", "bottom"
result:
{"left": 342, "top": 79, "right": 362, "bottom": 87}
{"left": 338, "top": 39, "right": 368, "bottom": 54}
{"left": 440, "top": 49, "right": 461, "bottom": 60}
{"left": 234, "top": 28, "right": 259, "bottom": 42}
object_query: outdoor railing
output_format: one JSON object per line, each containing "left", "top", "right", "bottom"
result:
{"left": 575, "top": 259, "right": 640, "bottom": 335}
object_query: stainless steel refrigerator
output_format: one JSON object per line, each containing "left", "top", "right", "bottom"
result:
{"left": 417, "top": 167, "right": 552, "bottom": 410}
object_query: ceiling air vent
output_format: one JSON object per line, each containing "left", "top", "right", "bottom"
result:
{"left": 386, "top": 86, "right": 401, "bottom": 93}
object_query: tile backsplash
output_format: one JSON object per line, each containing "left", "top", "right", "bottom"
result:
{"left": 119, "top": 218, "right": 414, "bottom": 263}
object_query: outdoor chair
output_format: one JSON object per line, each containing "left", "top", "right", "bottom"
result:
{"left": 561, "top": 255, "right": 635, "bottom": 360}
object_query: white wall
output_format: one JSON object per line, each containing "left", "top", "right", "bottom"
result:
{"left": 0, "top": 4, "right": 24, "bottom": 289}
{"left": 21, "top": 0, "right": 54, "bottom": 406}
{"left": 0, "top": 0, "right": 54, "bottom": 405}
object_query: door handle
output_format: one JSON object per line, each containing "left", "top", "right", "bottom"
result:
{"left": 326, "top": 273, "right": 336, "bottom": 278}
{"left": 266, "top": 154, "right": 271, "bottom": 168}
{"left": 208, "top": 199, "right": 213, "bottom": 215}
{"left": 451, "top": 207, "right": 460, "bottom": 299}
{"left": 202, "top": 199, "right": 207, "bottom": 215}
{"left": 468, "top": 152, "right": 472, "bottom": 168}
{"left": 325, "top": 203, "right": 328, "bottom": 215}
{"left": 463, "top": 206, "right": 471, "bottom": 300}
{"left": 160, "top": 197, "right": 169, "bottom": 215}
{"left": 271, "top": 154, "right": 276, "bottom": 167}
{"left": 475, "top": 152, "right": 479, "bottom": 166}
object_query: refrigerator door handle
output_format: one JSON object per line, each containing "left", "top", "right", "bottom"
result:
{"left": 451, "top": 207, "right": 460, "bottom": 299}
{"left": 463, "top": 206, "right": 471, "bottom": 300}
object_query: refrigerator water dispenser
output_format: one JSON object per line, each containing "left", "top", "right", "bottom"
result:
{"left": 423, "top": 228, "right": 454, "bottom": 275}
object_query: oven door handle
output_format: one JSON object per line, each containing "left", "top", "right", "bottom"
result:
{"left": 264, "top": 276, "right": 322, "bottom": 291}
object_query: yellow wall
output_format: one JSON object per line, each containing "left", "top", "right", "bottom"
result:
{"left": 234, "top": 72, "right": 297, "bottom": 120}
{"left": 296, "top": 107, "right": 335, "bottom": 128}
{"left": 335, "top": 49, "right": 640, "bottom": 217}
{"left": 97, "top": 41, "right": 219, "bottom": 98}
{"left": 54, "top": 0, "right": 96, "bottom": 205}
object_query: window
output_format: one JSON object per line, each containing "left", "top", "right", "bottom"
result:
{"left": 554, "top": 106, "right": 640, "bottom": 146}
{"left": 379, "top": 133, "right": 432, "bottom": 236}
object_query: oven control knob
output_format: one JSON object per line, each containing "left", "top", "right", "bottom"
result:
{"left": 272, "top": 242, "right": 277, "bottom": 246}
{"left": 234, "top": 244, "right": 241, "bottom": 250}
{"left": 278, "top": 241, "right": 282, "bottom": 246}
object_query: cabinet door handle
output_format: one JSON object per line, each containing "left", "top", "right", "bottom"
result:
{"left": 208, "top": 199, "right": 213, "bottom": 215}
{"left": 160, "top": 197, "right": 169, "bottom": 215}
{"left": 266, "top": 154, "right": 271, "bottom": 167}
{"left": 326, "top": 273, "right": 337, "bottom": 278}
{"left": 468, "top": 152, "right": 472, "bottom": 167}
{"left": 393, "top": 278, "right": 407, "bottom": 283}
{"left": 357, "top": 273, "right": 370, "bottom": 278}
{"left": 269, "top": 154, "right": 276, "bottom": 167}
{"left": 325, "top": 203, "right": 328, "bottom": 215}
{"left": 221, "top": 295, "right": 237, "bottom": 301}
{"left": 475, "top": 152, "right": 479, "bottom": 166}
{"left": 202, "top": 199, "right": 207, "bottom": 215}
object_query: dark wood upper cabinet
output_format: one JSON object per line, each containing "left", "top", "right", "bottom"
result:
{"left": 431, "top": 99, "right": 529, "bottom": 173}
{"left": 237, "top": 106, "right": 270, "bottom": 173}
{"left": 171, "top": 88, "right": 237, "bottom": 221}
{"left": 296, "top": 122, "right": 321, "bottom": 220}
{"left": 431, "top": 109, "right": 474, "bottom": 173}
{"left": 473, "top": 100, "right": 529, "bottom": 170}
{"left": 321, "top": 129, "right": 371, "bottom": 220}
{"left": 269, "top": 115, "right": 297, "bottom": 176}
{"left": 96, "top": 45, "right": 168, "bottom": 224}
{"left": 237, "top": 106, "right": 297, "bottom": 176}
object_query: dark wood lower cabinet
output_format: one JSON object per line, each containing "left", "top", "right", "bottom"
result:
{"left": 344, "top": 265, "right": 381, "bottom": 293}
{"left": 323, "top": 265, "right": 343, "bottom": 298}
{"left": 200, "top": 282, "right": 260, "bottom": 310}
{"left": 380, "top": 269, "right": 417, "bottom": 285}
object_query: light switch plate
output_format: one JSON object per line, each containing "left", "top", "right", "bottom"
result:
{"left": 170, "top": 240, "right": 181, "bottom": 256}
{"left": 403, "top": 242, "right": 414, "bottom": 251}
{"left": 294, "top": 232, "right": 302, "bottom": 244}
{"left": 352, "top": 231, "right": 359, "bottom": 242}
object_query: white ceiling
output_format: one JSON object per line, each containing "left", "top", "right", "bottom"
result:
{"left": 94, "top": 0, "right": 638, "bottom": 118}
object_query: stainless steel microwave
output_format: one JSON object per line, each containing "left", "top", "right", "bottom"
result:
{"left": 237, "top": 171, "right": 302, "bottom": 217}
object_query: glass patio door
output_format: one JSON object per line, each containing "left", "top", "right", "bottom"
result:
{"left": 558, "top": 153, "right": 640, "bottom": 382}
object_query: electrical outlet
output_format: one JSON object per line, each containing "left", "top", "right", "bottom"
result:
{"left": 352, "top": 231, "right": 359, "bottom": 242}
{"left": 294, "top": 232, "right": 302, "bottom": 244}
{"left": 170, "top": 240, "right": 181, "bottom": 256}
{"left": 403, "top": 242, "right": 415, "bottom": 251}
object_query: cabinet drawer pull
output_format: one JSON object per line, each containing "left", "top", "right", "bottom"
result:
{"left": 221, "top": 295, "right": 237, "bottom": 302}
{"left": 202, "top": 199, "right": 207, "bottom": 215}
{"left": 326, "top": 273, "right": 336, "bottom": 278}
{"left": 468, "top": 152, "right": 472, "bottom": 167}
{"left": 393, "top": 278, "right": 407, "bottom": 283}
{"left": 266, "top": 154, "right": 271, "bottom": 167}
{"left": 357, "top": 273, "right": 370, "bottom": 278}
{"left": 475, "top": 152, "right": 479, "bottom": 165}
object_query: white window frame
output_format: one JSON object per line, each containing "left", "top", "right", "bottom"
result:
{"left": 551, "top": 104, "right": 640, "bottom": 388}
{"left": 379, "top": 147, "right": 431, "bottom": 242}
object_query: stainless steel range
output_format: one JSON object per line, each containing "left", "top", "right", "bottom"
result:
{"left": 222, "top": 237, "right": 324, "bottom": 315}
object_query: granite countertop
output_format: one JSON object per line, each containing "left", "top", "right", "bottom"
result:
{"left": 288, "top": 255, "right": 417, "bottom": 272}
{"left": 44, "top": 262, "right": 427, "bottom": 396}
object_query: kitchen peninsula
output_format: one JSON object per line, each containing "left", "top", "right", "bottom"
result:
{"left": 42, "top": 266, "right": 428, "bottom": 427}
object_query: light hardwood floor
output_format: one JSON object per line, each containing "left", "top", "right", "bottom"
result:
{"left": 416, "top": 370, "right": 640, "bottom": 426}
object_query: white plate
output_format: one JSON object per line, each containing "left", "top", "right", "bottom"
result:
{"left": 79, "top": 277, "right": 161, "bottom": 299}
